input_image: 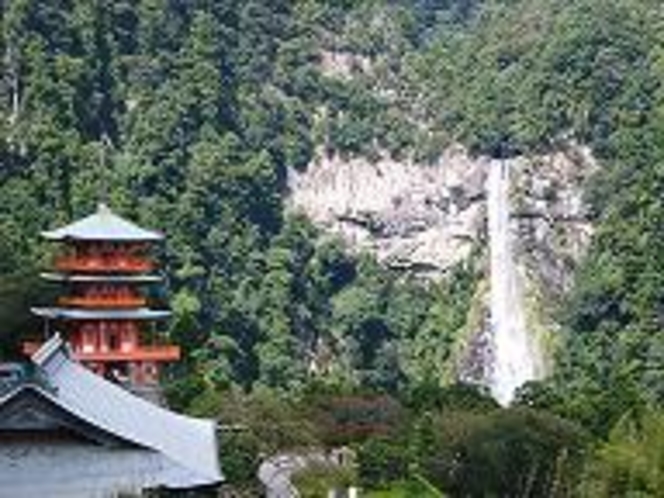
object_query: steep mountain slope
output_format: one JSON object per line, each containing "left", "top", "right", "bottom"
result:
{"left": 288, "top": 142, "right": 596, "bottom": 393}
{"left": 302, "top": 0, "right": 664, "bottom": 415}
{"left": 0, "top": 0, "right": 662, "bottom": 415}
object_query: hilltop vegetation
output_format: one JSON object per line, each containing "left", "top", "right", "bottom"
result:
{"left": 1, "top": 0, "right": 664, "bottom": 495}
{"left": 0, "top": 0, "right": 488, "bottom": 399}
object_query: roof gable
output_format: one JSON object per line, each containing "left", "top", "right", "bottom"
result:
{"left": 0, "top": 384, "right": 137, "bottom": 447}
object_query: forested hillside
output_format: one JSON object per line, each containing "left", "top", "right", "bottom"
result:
{"left": 0, "top": 0, "right": 436, "bottom": 391}
{"left": 1, "top": 0, "right": 663, "bottom": 495}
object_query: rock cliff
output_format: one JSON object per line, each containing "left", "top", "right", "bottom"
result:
{"left": 287, "top": 144, "right": 486, "bottom": 277}
{"left": 287, "top": 143, "right": 598, "bottom": 383}
{"left": 288, "top": 143, "right": 596, "bottom": 292}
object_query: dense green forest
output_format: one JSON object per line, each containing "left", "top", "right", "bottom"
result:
{"left": 1, "top": 0, "right": 663, "bottom": 495}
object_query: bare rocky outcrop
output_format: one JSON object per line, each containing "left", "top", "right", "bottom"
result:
{"left": 320, "top": 50, "right": 372, "bottom": 80}
{"left": 287, "top": 144, "right": 486, "bottom": 278}
{"left": 287, "top": 143, "right": 596, "bottom": 289}
{"left": 510, "top": 145, "right": 597, "bottom": 297}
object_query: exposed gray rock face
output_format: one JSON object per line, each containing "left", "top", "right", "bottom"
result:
{"left": 510, "top": 145, "right": 596, "bottom": 297}
{"left": 287, "top": 144, "right": 487, "bottom": 277}
{"left": 287, "top": 143, "right": 596, "bottom": 288}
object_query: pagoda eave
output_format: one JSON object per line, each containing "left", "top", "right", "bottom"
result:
{"left": 31, "top": 307, "right": 172, "bottom": 321}
{"left": 41, "top": 272, "right": 164, "bottom": 283}
{"left": 43, "top": 233, "right": 163, "bottom": 241}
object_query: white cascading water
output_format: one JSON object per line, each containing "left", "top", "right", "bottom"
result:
{"left": 487, "top": 159, "right": 541, "bottom": 405}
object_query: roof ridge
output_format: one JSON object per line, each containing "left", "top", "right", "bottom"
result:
{"left": 31, "top": 333, "right": 66, "bottom": 367}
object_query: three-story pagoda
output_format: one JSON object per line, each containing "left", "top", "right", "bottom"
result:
{"left": 27, "top": 203, "right": 180, "bottom": 387}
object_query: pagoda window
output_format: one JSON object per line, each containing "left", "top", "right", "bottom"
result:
{"left": 99, "top": 322, "right": 108, "bottom": 352}
{"left": 108, "top": 332, "right": 119, "bottom": 351}
{"left": 120, "top": 323, "right": 135, "bottom": 352}
{"left": 88, "top": 244, "right": 102, "bottom": 259}
{"left": 81, "top": 323, "right": 97, "bottom": 353}
{"left": 73, "top": 243, "right": 84, "bottom": 258}
{"left": 108, "top": 322, "right": 120, "bottom": 351}
{"left": 70, "top": 328, "right": 82, "bottom": 353}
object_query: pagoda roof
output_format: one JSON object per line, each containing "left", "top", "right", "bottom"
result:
{"left": 31, "top": 307, "right": 172, "bottom": 321}
{"left": 0, "top": 335, "right": 223, "bottom": 493}
{"left": 42, "top": 203, "right": 163, "bottom": 242}
{"left": 41, "top": 272, "right": 163, "bottom": 283}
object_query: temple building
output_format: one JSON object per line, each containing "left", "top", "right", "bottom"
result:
{"left": 1, "top": 204, "right": 223, "bottom": 496}
{"left": 26, "top": 203, "right": 180, "bottom": 395}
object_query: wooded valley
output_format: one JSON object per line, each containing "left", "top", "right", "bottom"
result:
{"left": 1, "top": 0, "right": 663, "bottom": 495}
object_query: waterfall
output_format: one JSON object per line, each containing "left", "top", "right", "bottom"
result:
{"left": 486, "top": 159, "right": 541, "bottom": 405}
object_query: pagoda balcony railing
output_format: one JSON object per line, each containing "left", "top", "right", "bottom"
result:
{"left": 58, "top": 296, "right": 147, "bottom": 308}
{"left": 55, "top": 256, "right": 154, "bottom": 273}
{"left": 75, "top": 345, "right": 181, "bottom": 362}
{"left": 22, "top": 342, "right": 181, "bottom": 362}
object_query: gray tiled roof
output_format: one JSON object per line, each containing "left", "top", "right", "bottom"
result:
{"left": 42, "top": 203, "right": 163, "bottom": 241}
{"left": 19, "top": 335, "right": 223, "bottom": 489}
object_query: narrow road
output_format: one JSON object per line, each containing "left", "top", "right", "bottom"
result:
{"left": 258, "top": 453, "right": 328, "bottom": 498}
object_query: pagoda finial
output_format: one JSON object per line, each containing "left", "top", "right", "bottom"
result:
{"left": 97, "top": 201, "right": 111, "bottom": 214}
{"left": 98, "top": 134, "right": 112, "bottom": 207}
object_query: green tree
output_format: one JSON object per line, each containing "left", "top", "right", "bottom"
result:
{"left": 580, "top": 408, "right": 664, "bottom": 497}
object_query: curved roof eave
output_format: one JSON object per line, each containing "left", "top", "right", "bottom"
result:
{"left": 40, "top": 272, "right": 164, "bottom": 283}
{"left": 31, "top": 307, "right": 172, "bottom": 321}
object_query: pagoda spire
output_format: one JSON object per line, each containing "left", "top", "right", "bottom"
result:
{"left": 98, "top": 133, "right": 112, "bottom": 207}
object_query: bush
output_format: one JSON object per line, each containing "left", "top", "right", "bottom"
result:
{"left": 218, "top": 430, "right": 262, "bottom": 486}
{"left": 422, "top": 408, "right": 589, "bottom": 497}
{"left": 292, "top": 463, "right": 356, "bottom": 498}
{"left": 358, "top": 436, "right": 411, "bottom": 489}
